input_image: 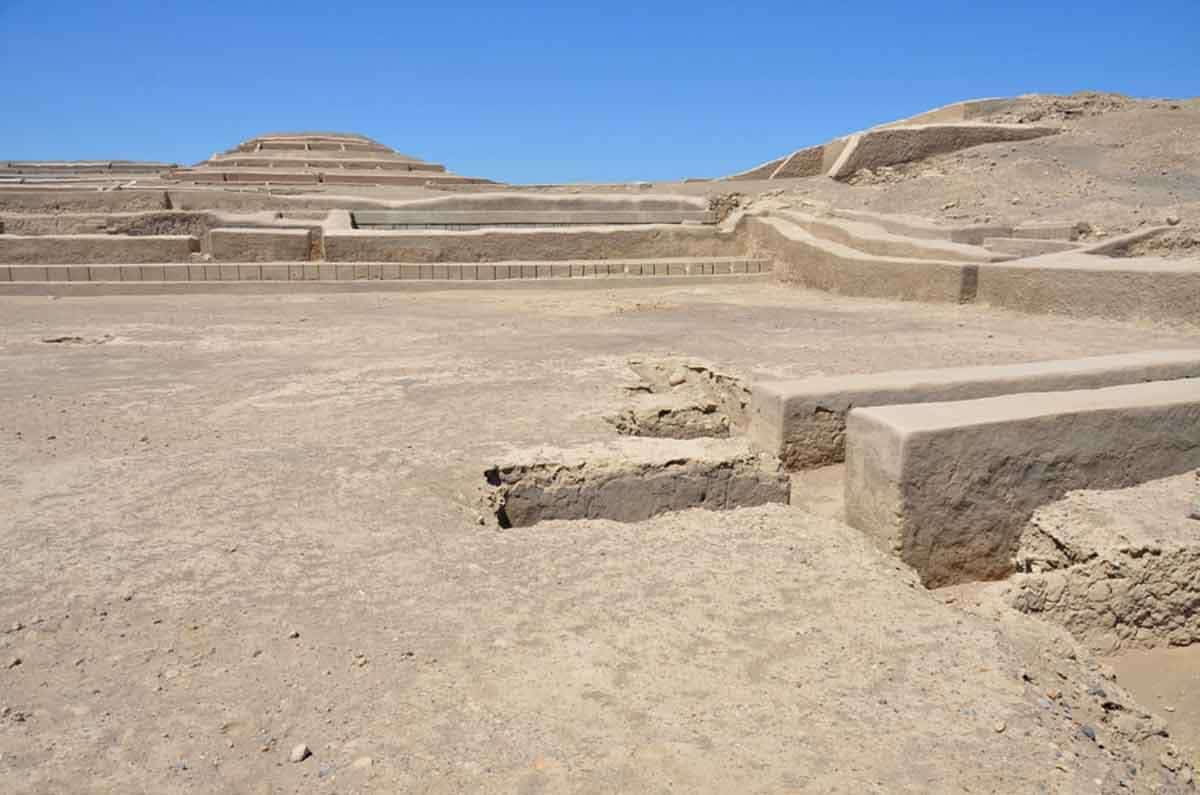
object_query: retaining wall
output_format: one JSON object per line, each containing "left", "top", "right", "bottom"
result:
{"left": 207, "top": 228, "right": 311, "bottom": 262}
{"left": 843, "top": 380, "right": 1200, "bottom": 587}
{"left": 750, "top": 351, "right": 1200, "bottom": 470}
{"left": 325, "top": 225, "right": 741, "bottom": 263}
{"left": 0, "top": 189, "right": 171, "bottom": 214}
{"left": 975, "top": 255, "right": 1200, "bottom": 325}
{"left": 0, "top": 257, "right": 769, "bottom": 286}
{"left": 0, "top": 234, "right": 197, "bottom": 264}
{"left": 827, "top": 124, "right": 1058, "bottom": 180}
{"left": 745, "top": 216, "right": 973, "bottom": 303}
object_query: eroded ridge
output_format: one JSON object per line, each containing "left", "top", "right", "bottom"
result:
{"left": 1007, "top": 471, "right": 1200, "bottom": 651}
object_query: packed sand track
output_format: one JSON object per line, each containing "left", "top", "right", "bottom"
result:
{"left": 3, "top": 92, "right": 1200, "bottom": 792}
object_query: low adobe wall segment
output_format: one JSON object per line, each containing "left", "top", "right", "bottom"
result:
{"left": 744, "top": 215, "right": 974, "bottom": 304}
{"left": 973, "top": 230, "right": 1200, "bottom": 325}
{"left": 325, "top": 224, "right": 741, "bottom": 263}
{"left": 843, "top": 379, "right": 1200, "bottom": 587}
{"left": 749, "top": 350, "right": 1200, "bottom": 470}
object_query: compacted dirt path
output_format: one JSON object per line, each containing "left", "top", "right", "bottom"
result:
{"left": 2, "top": 283, "right": 1198, "bottom": 792}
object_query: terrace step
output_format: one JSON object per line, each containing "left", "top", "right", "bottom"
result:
{"left": 0, "top": 234, "right": 198, "bottom": 264}
{"left": 771, "top": 208, "right": 1006, "bottom": 262}
{"left": 974, "top": 229, "right": 1200, "bottom": 325}
{"left": 351, "top": 209, "right": 715, "bottom": 229}
{"left": 829, "top": 207, "right": 1012, "bottom": 245}
{"left": 745, "top": 214, "right": 975, "bottom": 303}
{"left": 0, "top": 256, "right": 771, "bottom": 285}
{"left": 169, "top": 169, "right": 491, "bottom": 186}
{"left": 981, "top": 237, "right": 1080, "bottom": 257}
{"left": 323, "top": 223, "right": 740, "bottom": 263}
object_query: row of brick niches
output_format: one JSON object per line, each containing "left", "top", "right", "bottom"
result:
{"left": 0, "top": 258, "right": 770, "bottom": 282}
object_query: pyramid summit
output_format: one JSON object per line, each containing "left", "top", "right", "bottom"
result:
{"left": 169, "top": 131, "right": 492, "bottom": 187}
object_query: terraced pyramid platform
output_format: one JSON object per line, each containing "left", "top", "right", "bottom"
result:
{"left": 0, "top": 160, "right": 177, "bottom": 185}
{"left": 169, "top": 131, "right": 495, "bottom": 187}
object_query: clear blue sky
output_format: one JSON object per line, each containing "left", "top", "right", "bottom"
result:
{"left": 2, "top": 1, "right": 1197, "bottom": 184}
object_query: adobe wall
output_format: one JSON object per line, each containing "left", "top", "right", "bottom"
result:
{"left": 0, "top": 234, "right": 197, "bottom": 264}
{"left": 207, "top": 228, "right": 312, "bottom": 262}
{"left": 975, "top": 256, "right": 1200, "bottom": 325}
{"left": 750, "top": 351, "right": 1200, "bottom": 470}
{"left": 324, "top": 225, "right": 742, "bottom": 263}
{"left": 828, "top": 124, "right": 1058, "bottom": 179}
{"left": 844, "top": 380, "right": 1200, "bottom": 587}
{"left": 744, "top": 216, "right": 971, "bottom": 303}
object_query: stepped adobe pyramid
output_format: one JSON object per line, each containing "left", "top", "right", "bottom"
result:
{"left": 169, "top": 131, "right": 494, "bottom": 187}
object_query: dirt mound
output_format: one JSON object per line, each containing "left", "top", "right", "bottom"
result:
{"left": 656, "top": 93, "right": 1199, "bottom": 240}
{"left": 605, "top": 355, "right": 750, "bottom": 439}
{"left": 764, "top": 94, "right": 1200, "bottom": 236}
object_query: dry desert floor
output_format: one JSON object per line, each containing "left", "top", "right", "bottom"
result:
{"left": 3, "top": 282, "right": 1200, "bottom": 793}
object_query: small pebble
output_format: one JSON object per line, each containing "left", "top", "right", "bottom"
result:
{"left": 289, "top": 743, "right": 311, "bottom": 763}
{"left": 287, "top": 630, "right": 300, "bottom": 639}
{"left": 1081, "top": 725, "right": 1097, "bottom": 741}
{"left": 993, "top": 721, "right": 1006, "bottom": 733}
{"left": 352, "top": 756, "right": 374, "bottom": 770}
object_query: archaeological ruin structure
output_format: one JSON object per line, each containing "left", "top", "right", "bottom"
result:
{"left": 4, "top": 94, "right": 1200, "bottom": 792}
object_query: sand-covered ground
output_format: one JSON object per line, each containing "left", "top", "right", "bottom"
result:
{"left": 3, "top": 282, "right": 1198, "bottom": 792}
